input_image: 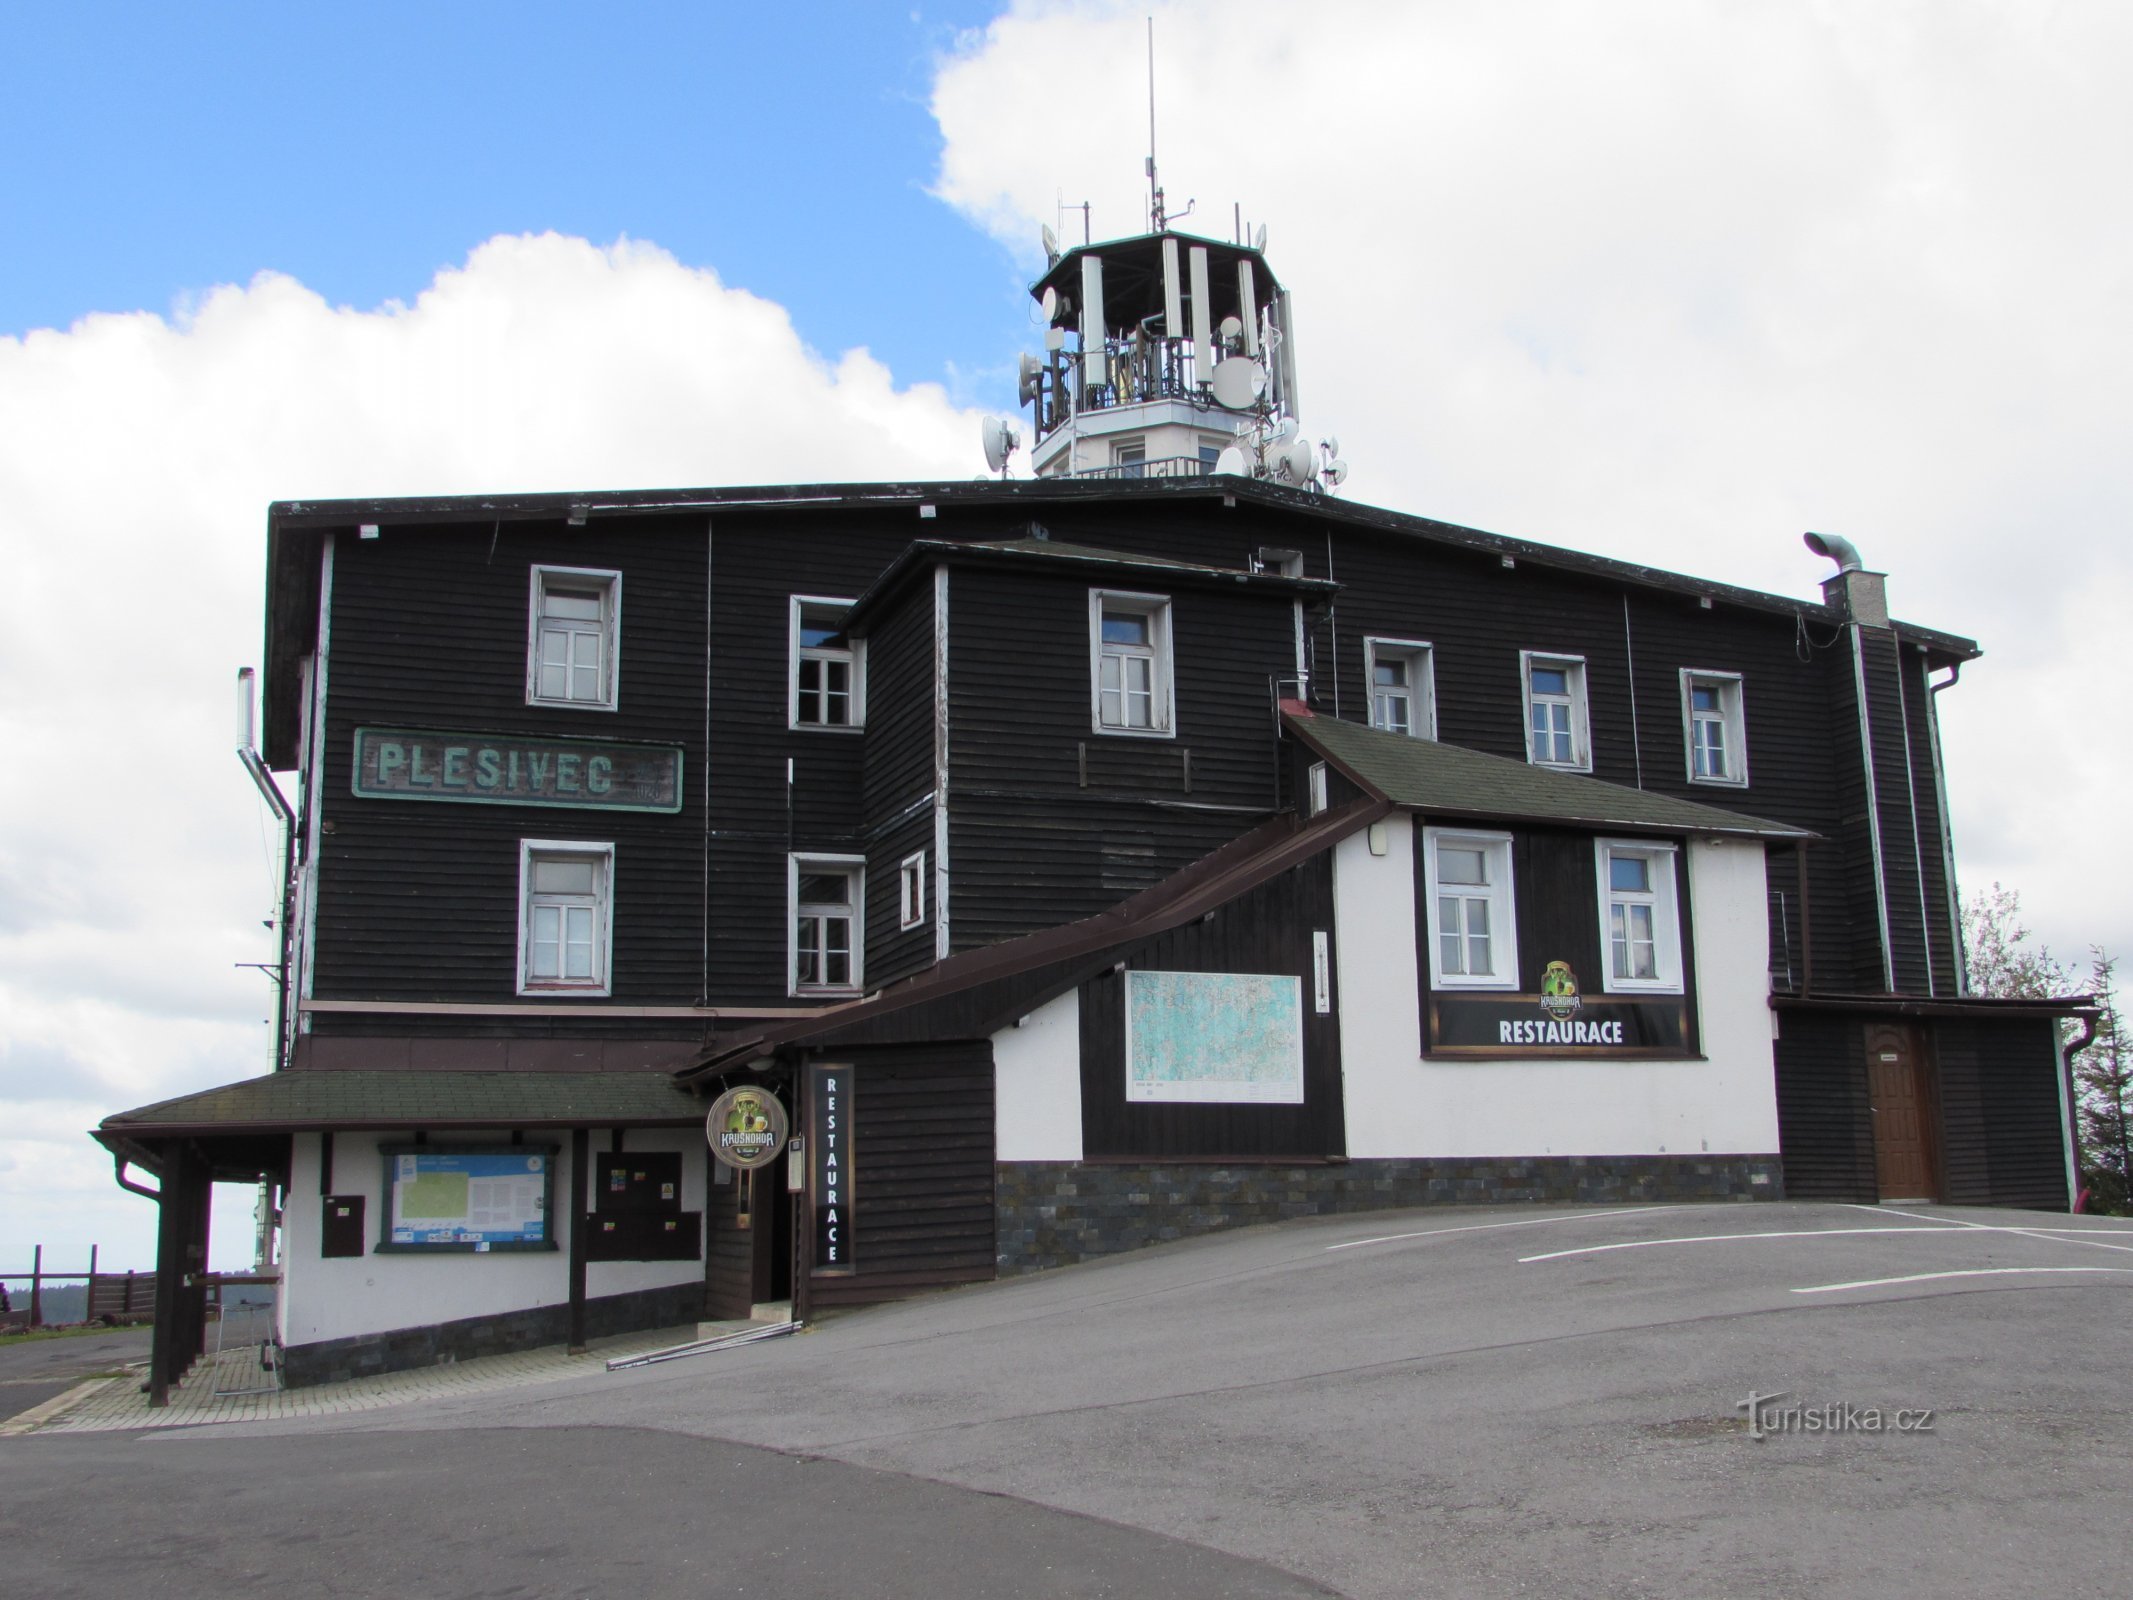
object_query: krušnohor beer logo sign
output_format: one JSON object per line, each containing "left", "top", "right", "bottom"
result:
{"left": 1498, "top": 961, "right": 1631, "bottom": 1047}
{"left": 706, "top": 1086, "right": 789, "bottom": 1171}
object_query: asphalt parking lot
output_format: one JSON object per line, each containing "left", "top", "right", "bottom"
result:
{"left": 9, "top": 1200, "right": 2132, "bottom": 1598}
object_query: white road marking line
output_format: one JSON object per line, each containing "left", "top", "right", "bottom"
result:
{"left": 1518, "top": 1225, "right": 1965, "bottom": 1264}
{"left": 1324, "top": 1206, "right": 1684, "bottom": 1252}
{"left": 1793, "top": 1266, "right": 2133, "bottom": 1295}
{"left": 1851, "top": 1204, "right": 2133, "bottom": 1255}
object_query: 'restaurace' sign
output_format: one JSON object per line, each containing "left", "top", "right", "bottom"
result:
{"left": 351, "top": 727, "right": 683, "bottom": 813}
{"left": 807, "top": 1062, "right": 854, "bottom": 1276}
{"left": 1428, "top": 961, "right": 1692, "bottom": 1057}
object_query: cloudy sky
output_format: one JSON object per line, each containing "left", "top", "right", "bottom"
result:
{"left": 3, "top": 0, "right": 2126, "bottom": 1275}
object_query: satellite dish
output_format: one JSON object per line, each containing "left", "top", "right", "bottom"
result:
{"left": 981, "top": 417, "right": 1020, "bottom": 474}
{"left": 1209, "top": 357, "right": 1268, "bottom": 410}
{"left": 1265, "top": 437, "right": 1315, "bottom": 485}
{"left": 1017, "top": 352, "right": 1042, "bottom": 407}
{"left": 1323, "top": 460, "right": 1349, "bottom": 488}
{"left": 1041, "top": 224, "right": 1060, "bottom": 264}
{"left": 1272, "top": 416, "right": 1299, "bottom": 443}
{"left": 1213, "top": 445, "right": 1249, "bottom": 477}
{"left": 1254, "top": 224, "right": 1268, "bottom": 253}
{"left": 1322, "top": 435, "right": 1340, "bottom": 459}
{"left": 1218, "top": 314, "right": 1243, "bottom": 341}
{"left": 1040, "top": 287, "right": 1058, "bottom": 321}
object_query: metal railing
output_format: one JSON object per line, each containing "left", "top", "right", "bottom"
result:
{"left": 1071, "top": 455, "right": 1214, "bottom": 482}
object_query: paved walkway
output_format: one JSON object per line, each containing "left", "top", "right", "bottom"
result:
{"left": 16, "top": 1322, "right": 733, "bottom": 1434}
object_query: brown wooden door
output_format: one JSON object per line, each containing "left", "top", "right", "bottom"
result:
{"left": 1866, "top": 1024, "right": 1937, "bottom": 1201}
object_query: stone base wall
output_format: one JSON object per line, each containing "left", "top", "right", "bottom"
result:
{"left": 996, "top": 1155, "right": 1784, "bottom": 1275}
{"left": 278, "top": 1281, "right": 703, "bottom": 1389}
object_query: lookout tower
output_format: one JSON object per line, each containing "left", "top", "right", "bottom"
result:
{"left": 983, "top": 216, "right": 1345, "bottom": 491}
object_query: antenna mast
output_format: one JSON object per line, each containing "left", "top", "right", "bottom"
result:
{"left": 1145, "top": 16, "right": 1165, "bottom": 232}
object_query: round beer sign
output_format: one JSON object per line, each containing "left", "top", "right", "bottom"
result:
{"left": 706, "top": 1085, "right": 789, "bottom": 1171}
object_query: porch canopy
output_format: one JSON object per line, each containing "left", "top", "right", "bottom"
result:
{"left": 95, "top": 1070, "right": 709, "bottom": 1404}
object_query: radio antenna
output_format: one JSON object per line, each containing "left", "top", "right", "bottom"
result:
{"left": 1145, "top": 16, "right": 1166, "bottom": 232}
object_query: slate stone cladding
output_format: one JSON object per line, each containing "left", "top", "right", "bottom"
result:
{"left": 277, "top": 1281, "right": 703, "bottom": 1388}
{"left": 995, "top": 1157, "right": 1784, "bottom": 1274}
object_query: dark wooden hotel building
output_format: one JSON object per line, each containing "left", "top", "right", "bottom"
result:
{"left": 98, "top": 219, "right": 2088, "bottom": 1394}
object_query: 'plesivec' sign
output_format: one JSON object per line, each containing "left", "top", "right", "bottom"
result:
{"left": 351, "top": 727, "right": 683, "bottom": 813}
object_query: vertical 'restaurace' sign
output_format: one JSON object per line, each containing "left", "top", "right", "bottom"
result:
{"left": 808, "top": 1063, "right": 855, "bottom": 1275}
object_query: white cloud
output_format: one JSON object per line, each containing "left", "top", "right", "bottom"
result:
{"left": 0, "top": 234, "right": 990, "bottom": 1271}
{"left": 933, "top": 0, "right": 2133, "bottom": 973}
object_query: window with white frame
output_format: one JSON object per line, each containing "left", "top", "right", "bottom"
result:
{"left": 1365, "top": 638, "right": 1436, "bottom": 738}
{"left": 1681, "top": 670, "right": 1747, "bottom": 786}
{"left": 518, "top": 841, "right": 614, "bottom": 995}
{"left": 1090, "top": 590, "right": 1175, "bottom": 736}
{"left": 790, "top": 854, "right": 864, "bottom": 996}
{"left": 898, "top": 850, "right": 926, "bottom": 930}
{"left": 1594, "top": 840, "right": 1683, "bottom": 993}
{"left": 1113, "top": 438, "right": 1147, "bottom": 477}
{"left": 1521, "top": 652, "right": 1590, "bottom": 770}
{"left": 790, "top": 596, "right": 863, "bottom": 730}
{"left": 527, "top": 567, "right": 620, "bottom": 710}
{"left": 1423, "top": 828, "right": 1518, "bottom": 990}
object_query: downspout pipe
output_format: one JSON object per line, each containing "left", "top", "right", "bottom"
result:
{"left": 2059, "top": 1011, "right": 2099, "bottom": 1213}
{"left": 114, "top": 1156, "right": 160, "bottom": 1202}
{"left": 238, "top": 668, "right": 298, "bottom": 1070}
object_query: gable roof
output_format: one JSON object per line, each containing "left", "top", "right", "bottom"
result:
{"left": 680, "top": 792, "right": 1391, "bottom": 1073}
{"left": 1286, "top": 709, "right": 1816, "bottom": 841}
{"left": 839, "top": 532, "right": 1336, "bottom": 635}
{"left": 97, "top": 1070, "right": 707, "bottom": 1139}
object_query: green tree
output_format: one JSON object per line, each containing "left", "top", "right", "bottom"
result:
{"left": 1961, "top": 884, "right": 2124, "bottom": 1214}
{"left": 2073, "top": 949, "right": 2128, "bottom": 1216}
{"left": 1961, "top": 881, "right": 2073, "bottom": 998}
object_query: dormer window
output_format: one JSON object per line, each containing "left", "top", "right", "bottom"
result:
{"left": 790, "top": 596, "right": 863, "bottom": 730}
{"left": 1090, "top": 590, "right": 1175, "bottom": 737}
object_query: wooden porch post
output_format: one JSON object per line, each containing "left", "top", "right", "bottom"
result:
{"left": 148, "top": 1142, "right": 191, "bottom": 1406}
{"left": 567, "top": 1127, "right": 589, "bottom": 1354}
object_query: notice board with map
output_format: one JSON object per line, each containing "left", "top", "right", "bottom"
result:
{"left": 377, "top": 1145, "right": 558, "bottom": 1252}
{"left": 1124, "top": 970, "right": 1305, "bottom": 1104}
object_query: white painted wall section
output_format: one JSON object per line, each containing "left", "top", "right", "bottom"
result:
{"left": 993, "top": 989, "right": 1083, "bottom": 1160}
{"left": 1334, "top": 826, "right": 1779, "bottom": 1159}
{"left": 280, "top": 1129, "right": 707, "bottom": 1348}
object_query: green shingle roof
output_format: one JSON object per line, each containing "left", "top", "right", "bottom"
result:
{"left": 1290, "top": 712, "right": 1814, "bottom": 840}
{"left": 100, "top": 1071, "right": 706, "bottom": 1134}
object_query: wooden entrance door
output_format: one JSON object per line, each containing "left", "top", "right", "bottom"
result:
{"left": 1866, "top": 1024, "right": 1936, "bottom": 1201}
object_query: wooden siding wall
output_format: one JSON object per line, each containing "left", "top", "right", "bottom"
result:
{"left": 303, "top": 493, "right": 1965, "bottom": 1040}
{"left": 860, "top": 574, "right": 941, "bottom": 988}
{"left": 1935, "top": 1017, "right": 2068, "bottom": 1209}
{"left": 1900, "top": 649, "right": 1961, "bottom": 995}
{"left": 1413, "top": 821, "right": 1702, "bottom": 1051}
{"left": 1859, "top": 629, "right": 1932, "bottom": 994}
{"left": 704, "top": 515, "right": 904, "bottom": 1004}
{"left": 804, "top": 1042, "right": 997, "bottom": 1309}
{"left": 1773, "top": 1011, "right": 1879, "bottom": 1201}
{"left": 1078, "top": 856, "right": 1344, "bottom": 1159}
{"left": 313, "top": 519, "right": 710, "bottom": 1010}
{"left": 944, "top": 563, "right": 1294, "bottom": 951}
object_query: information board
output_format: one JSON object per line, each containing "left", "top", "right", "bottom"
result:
{"left": 378, "top": 1145, "right": 557, "bottom": 1252}
{"left": 1125, "top": 970, "right": 1305, "bottom": 1104}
